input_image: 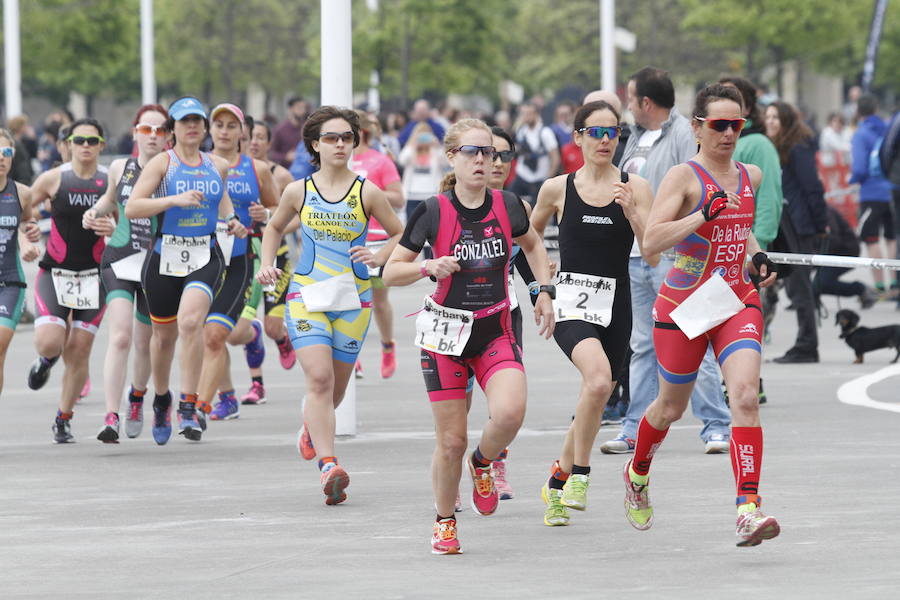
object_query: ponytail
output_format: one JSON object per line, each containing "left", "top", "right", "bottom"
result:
{"left": 439, "top": 172, "right": 456, "bottom": 192}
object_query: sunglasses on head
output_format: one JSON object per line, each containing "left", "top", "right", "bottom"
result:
{"left": 135, "top": 124, "right": 168, "bottom": 137}
{"left": 319, "top": 131, "right": 355, "bottom": 144}
{"left": 695, "top": 117, "right": 746, "bottom": 132}
{"left": 493, "top": 150, "right": 516, "bottom": 163}
{"left": 451, "top": 145, "right": 497, "bottom": 159}
{"left": 577, "top": 126, "right": 622, "bottom": 140}
{"left": 68, "top": 135, "right": 104, "bottom": 146}
{"left": 0, "top": 147, "right": 14, "bottom": 158}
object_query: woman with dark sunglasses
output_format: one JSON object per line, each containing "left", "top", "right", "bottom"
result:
{"left": 0, "top": 129, "right": 41, "bottom": 398}
{"left": 125, "top": 97, "right": 246, "bottom": 445}
{"left": 256, "top": 106, "right": 402, "bottom": 506}
{"left": 82, "top": 104, "right": 168, "bottom": 443}
{"left": 383, "top": 118, "right": 555, "bottom": 555}
{"left": 531, "top": 100, "right": 654, "bottom": 526}
{"left": 27, "top": 117, "right": 111, "bottom": 443}
{"left": 624, "top": 83, "right": 780, "bottom": 547}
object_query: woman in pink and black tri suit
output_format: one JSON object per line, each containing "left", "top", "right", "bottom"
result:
{"left": 623, "top": 84, "right": 781, "bottom": 547}
{"left": 383, "top": 118, "right": 555, "bottom": 555}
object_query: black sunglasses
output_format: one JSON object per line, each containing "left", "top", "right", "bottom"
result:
{"left": 452, "top": 145, "right": 497, "bottom": 159}
{"left": 68, "top": 135, "right": 104, "bottom": 146}
{"left": 493, "top": 150, "right": 516, "bottom": 163}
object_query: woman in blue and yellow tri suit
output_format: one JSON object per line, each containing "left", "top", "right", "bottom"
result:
{"left": 257, "top": 106, "right": 402, "bottom": 505}
{"left": 126, "top": 97, "right": 247, "bottom": 445}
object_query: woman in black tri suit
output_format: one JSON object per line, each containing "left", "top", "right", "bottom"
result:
{"left": 531, "top": 101, "right": 654, "bottom": 526}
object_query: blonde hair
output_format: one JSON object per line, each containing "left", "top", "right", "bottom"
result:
{"left": 439, "top": 118, "right": 492, "bottom": 192}
{"left": 0, "top": 128, "right": 15, "bottom": 147}
{"left": 6, "top": 115, "right": 27, "bottom": 135}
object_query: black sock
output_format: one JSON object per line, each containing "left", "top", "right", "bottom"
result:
{"left": 572, "top": 464, "right": 591, "bottom": 476}
{"left": 153, "top": 392, "right": 172, "bottom": 410}
{"left": 276, "top": 337, "right": 287, "bottom": 346}
{"left": 471, "top": 447, "right": 492, "bottom": 468}
{"left": 252, "top": 376, "right": 263, "bottom": 386}
{"left": 548, "top": 476, "right": 566, "bottom": 490}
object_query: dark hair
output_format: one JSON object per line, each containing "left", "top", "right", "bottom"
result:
{"left": 132, "top": 104, "right": 167, "bottom": 126}
{"left": 857, "top": 94, "right": 878, "bottom": 117}
{"left": 253, "top": 121, "right": 272, "bottom": 142}
{"left": 692, "top": 84, "right": 744, "bottom": 120}
{"left": 573, "top": 101, "right": 621, "bottom": 131}
{"left": 718, "top": 76, "right": 759, "bottom": 123}
{"left": 68, "top": 117, "right": 104, "bottom": 139}
{"left": 287, "top": 96, "right": 304, "bottom": 108}
{"left": 826, "top": 112, "right": 845, "bottom": 126}
{"left": 490, "top": 126, "right": 515, "bottom": 153}
{"left": 630, "top": 66, "right": 675, "bottom": 109}
{"left": 767, "top": 101, "right": 814, "bottom": 165}
{"left": 302, "top": 106, "right": 360, "bottom": 167}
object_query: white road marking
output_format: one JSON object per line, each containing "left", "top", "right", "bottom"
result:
{"left": 836, "top": 364, "right": 900, "bottom": 414}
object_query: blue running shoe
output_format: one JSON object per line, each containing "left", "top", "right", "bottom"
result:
{"left": 177, "top": 401, "right": 202, "bottom": 441}
{"left": 210, "top": 393, "right": 240, "bottom": 421}
{"left": 152, "top": 393, "right": 173, "bottom": 445}
{"left": 244, "top": 319, "right": 265, "bottom": 369}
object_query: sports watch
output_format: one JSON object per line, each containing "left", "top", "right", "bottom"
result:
{"left": 537, "top": 284, "right": 556, "bottom": 300}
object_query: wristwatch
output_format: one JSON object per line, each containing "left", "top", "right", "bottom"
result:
{"left": 538, "top": 284, "right": 556, "bottom": 300}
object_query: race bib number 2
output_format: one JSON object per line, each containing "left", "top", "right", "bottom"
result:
{"left": 414, "top": 296, "right": 473, "bottom": 357}
{"left": 51, "top": 268, "right": 100, "bottom": 310}
{"left": 554, "top": 271, "right": 616, "bottom": 327}
{"left": 160, "top": 235, "right": 211, "bottom": 277}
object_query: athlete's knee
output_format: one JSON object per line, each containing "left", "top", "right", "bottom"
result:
{"left": 263, "top": 317, "right": 284, "bottom": 340}
{"left": 303, "top": 367, "right": 334, "bottom": 396}
{"left": 64, "top": 335, "right": 94, "bottom": 363}
{"left": 653, "top": 396, "right": 688, "bottom": 424}
{"left": 203, "top": 324, "right": 230, "bottom": 352}
{"left": 581, "top": 373, "right": 613, "bottom": 405}
{"left": 727, "top": 380, "right": 759, "bottom": 417}
{"left": 177, "top": 311, "right": 205, "bottom": 337}
{"left": 436, "top": 430, "right": 468, "bottom": 462}
{"left": 153, "top": 324, "right": 178, "bottom": 348}
{"left": 109, "top": 328, "right": 133, "bottom": 353}
{"left": 488, "top": 403, "right": 525, "bottom": 434}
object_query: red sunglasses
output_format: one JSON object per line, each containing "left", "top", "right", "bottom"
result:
{"left": 695, "top": 117, "right": 746, "bottom": 133}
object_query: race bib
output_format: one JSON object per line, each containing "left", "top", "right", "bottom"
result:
{"left": 669, "top": 273, "right": 744, "bottom": 340}
{"left": 300, "top": 271, "right": 362, "bottom": 312}
{"left": 366, "top": 240, "right": 387, "bottom": 277}
{"left": 414, "top": 296, "right": 472, "bottom": 356}
{"left": 51, "top": 268, "right": 100, "bottom": 310}
{"left": 554, "top": 271, "right": 616, "bottom": 327}
{"left": 110, "top": 250, "right": 147, "bottom": 283}
{"left": 215, "top": 221, "right": 234, "bottom": 267}
{"left": 160, "top": 235, "right": 211, "bottom": 277}
{"left": 508, "top": 273, "right": 519, "bottom": 311}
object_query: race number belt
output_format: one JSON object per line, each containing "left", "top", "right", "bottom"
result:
{"left": 554, "top": 271, "right": 616, "bottom": 327}
{"left": 51, "top": 267, "right": 100, "bottom": 310}
{"left": 414, "top": 296, "right": 509, "bottom": 356}
{"left": 160, "top": 235, "right": 211, "bottom": 277}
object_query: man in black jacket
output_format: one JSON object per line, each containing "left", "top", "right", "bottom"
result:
{"left": 813, "top": 207, "right": 877, "bottom": 308}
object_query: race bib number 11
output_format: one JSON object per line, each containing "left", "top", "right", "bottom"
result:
{"left": 414, "top": 296, "right": 473, "bottom": 356}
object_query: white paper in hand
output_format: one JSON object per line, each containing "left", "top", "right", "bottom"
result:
{"left": 669, "top": 273, "right": 744, "bottom": 340}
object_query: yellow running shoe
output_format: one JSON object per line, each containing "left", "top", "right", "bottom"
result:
{"left": 541, "top": 484, "right": 570, "bottom": 526}
{"left": 561, "top": 473, "right": 589, "bottom": 511}
{"left": 736, "top": 496, "right": 780, "bottom": 547}
{"left": 623, "top": 461, "right": 653, "bottom": 530}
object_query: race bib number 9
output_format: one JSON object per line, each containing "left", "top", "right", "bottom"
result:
{"left": 51, "top": 268, "right": 100, "bottom": 310}
{"left": 554, "top": 271, "right": 616, "bottom": 327}
{"left": 414, "top": 296, "right": 473, "bottom": 357}
{"left": 160, "top": 234, "right": 211, "bottom": 277}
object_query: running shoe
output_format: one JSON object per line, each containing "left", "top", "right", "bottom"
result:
{"left": 704, "top": 433, "right": 730, "bottom": 454}
{"left": 468, "top": 459, "right": 499, "bottom": 516}
{"left": 177, "top": 401, "right": 202, "bottom": 441}
{"left": 561, "top": 473, "right": 590, "bottom": 511}
{"left": 97, "top": 412, "right": 120, "bottom": 444}
{"left": 79, "top": 377, "right": 91, "bottom": 399}
{"left": 431, "top": 518, "right": 462, "bottom": 555}
{"left": 276, "top": 337, "right": 296, "bottom": 370}
{"left": 380, "top": 340, "right": 397, "bottom": 379}
{"left": 623, "top": 461, "right": 653, "bottom": 530}
{"left": 241, "top": 381, "right": 266, "bottom": 405}
{"left": 195, "top": 399, "right": 211, "bottom": 431}
{"left": 210, "top": 395, "right": 239, "bottom": 420}
{"left": 321, "top": 464, "right": 350, "bottom": 505}
{"left": 296, "top": 422, "right": 316, "bottom": 460}
{"left": 354, "top": 360, "right": 364, "bottom": 379}
{"left": 244, "top": 320, "right": 266, "bottom": 369}
{"left": 493, "top": 459, "right": 514, "bottom": 500}
{"left": 28, "top": 356, "right": 57, "bottom": 390}
{"left": 541, "top": 484, "right": 570, "bottom": 526}
{"left": 52, "top": 415, "right": 75, "bottom": 444}
{"left": 601, "top": 402, "right": 625, "bottom": 425}
{"left": 152, "top": 396, "right": 172, "bottom": 445}
{"left": 126, "top": 398, "right": 143, "bottom": 439}
{"left": 736, "top": 500, "right": 781, "bottom": 547}
{"left": 455, "top": 491, "right": 463, "bottom": 512}
{"left": 600, "top": 433, "right": 636, "bottom": 454}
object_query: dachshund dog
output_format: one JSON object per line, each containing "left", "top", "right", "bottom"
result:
{"left": 835, "top": 309, "right": 900, "bottom": 364}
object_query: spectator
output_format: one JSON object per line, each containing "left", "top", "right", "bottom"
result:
{"left": 270, "top": 96, "right": 310, "bottom": 168}
{"left": 841, "top": 85, "right": 862, "bottom": 125}
{"left": 766, "top": 100, "right": 827, "bottom": 363}
{"left": 398, "top": 122, "right": 448, "bottom": 220}
{"left": 37, "top": 120, "right": 63, "bottom": 172}
{"left": 814, "top": 206, "right": 877, "bottom": 308}
{"left": 397, "top": 99, "right": 445, "bottom": 147}
{"left": 509, "top": 101, "right": 559, "bottom": 204}
{"left": 820, "top": 112, "right": 852, "bottom": 158}
{"left": 850, "top": 94, "right": 894, "bottom": 293}
{"left": 493, "top": 110, "right": 512, "bottom": 134}
{"left": 550, "top": 100, "right": 575, "bottom": 149}
{"left": 880, "top": 105, "right": 900, "bottom": 305}
{"left": 288, "top": 139, "right": 316, "bottom": 181}
{"left": 6, "top": 115, "right": 34, "bottom": 184}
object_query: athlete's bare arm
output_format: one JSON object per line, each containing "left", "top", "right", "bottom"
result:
{"left": 257, "top": 181, "right": 303, "bottom": 285}
{"left": 253, "top": 158, "right": 279, "bottom": 209}
{"left": 383, "top": 180, "right": 406, "bottom": 210}
{"left": 210, "top": 155, "right": 246, "bottom": 238}
{"left": 619, "top": 173, "right": 658, "bottom": 264}
{"left": 530, "top": 174, "right": 566, "bottom": 236}
{"left": 353, "top": 179, "right": 403, "bottom": 268}
{"left": 272, "top": 164, "right": 293, "bottom": 194}
{"left": 29, "top": 167, "right": 61, "bottom": 214}
{"left": 514, "top": 225, "right": 555, "bottom": 339}
{"left": 643, "top": 164, "right": 708, "bottom": 255}
{"left": 90, "top": 158, "right": 125, "bottom": 219}
{"left": 126, "top": 153, "right": 198, "bottom": 218}
{"left": 16, "top": 183, "right": 40, "bottom": 259}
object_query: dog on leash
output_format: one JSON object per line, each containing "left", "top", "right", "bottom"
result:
{"left": 835, "top": 309, "right": 900, "bottom": 364}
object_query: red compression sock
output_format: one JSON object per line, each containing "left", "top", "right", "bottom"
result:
{"left": 730, "top": 426, "right": 763, "bottom": 497}
{"left": 631, "top": 416, "right": 669, "bottom": 476}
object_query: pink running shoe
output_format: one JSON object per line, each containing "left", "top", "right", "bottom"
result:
{"left": 297, "top": 422, "right": 316, "bottom": 460}
{"left": 492, "top": 459, "right": 514, "bottom": 499}
{"left": 736, "top": 499, "right": 780, "bottom": 547}
{"left": 241, "top": 381, "right": 267, "bottom": 405}
{"left": 321, "top": 464, "right": 350, "bottom": 505}
{"left": 468, "top": 459, "right": 499, "bottom": 516}
{"left": 276, "top": 337, "right": 296, "bottom": 370}
{"left": 78, "top": 377, "right": 91, "bottom": 401}
{"left": 431, "top": 518, "right": 462, "bottom": 555}
{"left": 380, "top": 340, "right": 397, "bottom": 379}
